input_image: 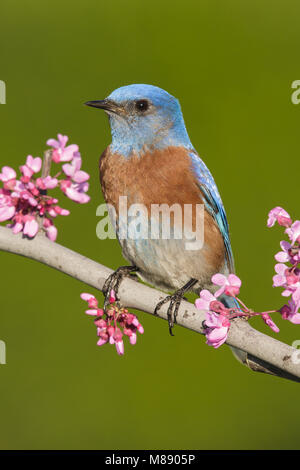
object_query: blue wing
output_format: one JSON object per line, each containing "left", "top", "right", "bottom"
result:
{"left": 189, "top": 151, "right": 234, "bottom": 272}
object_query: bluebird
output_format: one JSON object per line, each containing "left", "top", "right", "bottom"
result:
{"left": 86, "top": 84, "right": 238, "bottom": 336}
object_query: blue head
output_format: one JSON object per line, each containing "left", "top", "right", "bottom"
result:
{"left": 86, "top": 84, "right": 193, "bottom": 157}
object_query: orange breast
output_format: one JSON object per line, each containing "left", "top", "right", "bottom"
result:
{"left": 99, "top": 145, "right": 225, "bottom": 272}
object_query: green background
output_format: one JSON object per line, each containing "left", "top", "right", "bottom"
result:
{"left": 0, "top": 0, "right": 300, "bottom": 450}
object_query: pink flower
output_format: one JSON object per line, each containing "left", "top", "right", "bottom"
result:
{"left": 54, "top": 150, "right": 91, "bottom": 204}
{"left": 20, "top": 156, "right": 42, "bottom": 182}
{"left": 86, "top": 309, "right": 99, "bottom": 316}
{"left": 97, "top": 336, "right": 108, "bottom": 347}
{"left": 109, "top": 289, "right": 116, "bottom": 304}
{"left": 25, "top": 156, "right": 42, "bottom": 173}
{"left": 292, "top": 286, "right": 300, "bottom": 308}
{"left": 279, "top": 299, "right": 300, "bottom": 324}
{"left": 261, "top": 313, "right": 279, "bottom": 333}
{"left": 285, "top": 221, "right": 300, "bottom": 245}
{"left": 131, "top": 316, "right": 144, "bottom": 334}
{"left": 108, "top": 326, "right": 115, "bottom": 344}
{"left": 0, "top": 166, "right": 16, "bottom": 183}
{"left": 47, "top": 205, "right": 70, "bottom": 218}
{"left": 80, "top": 293, "right": 98, "bottom": 308}
{"left": 47, "top": 134, "right": 79, "bottom": 163}
{"left": 19, "top": 188, "right": 38, "bottom": 207}
{"left": 127, "top": 330, "right": 137, "bottom": 345}
{"left": 0, "top": 205, "right": 15, "bottom": 222}
{"left": 195, "top": 290, "right": 218, "bottom": 311}
{"left": 80, "top": 293, "right": 104, "bottom": 317}
{"left": 0, "top": 189, "right": 16, "bottom": 214}
{"left": 45, "top": 224, "right": 58, "bottom": 242}
{"left": 195, "top": 290, "right": 229, "bottom": 317}
{"left": 211, "top": 273, "right": 242, "bottom": 298}
{"left": 36, "top": 176, "right": 58, "bottom": 190}
{"left": 64, "top": 181, "right": 90, "bottom": 204}
{"left": 0, "top": 191, "right": 16, "bottom": 222}
{"left": 81, "top": 292, "right": 144, "bottom": 355}
{"left": 273, "top": 263, "right": 300, "bottom": 298}
{"left": 267, "top": 207, "right": 292, "bottom": 228}
{"left": 62, "top": 153, "right": 89, "bottom": 184}
{"left": 204, "top": 312, "right": 230, "bottom": 348}
{"left": 275, "top": 241, "right": 297, "bottom": 264}
{"left": 54, "top": 206, "right": 69, "bottom": 216}
{"left": 113, "top": 328, "right": 124, "bottom": 355}
{"left": 273, "top": 263, "right": 289, "bottom": 287}
{"left": 0, "top": 133, "right": 90, "bottom": 241}
{"left": 23, "top": 216, "right": 39, "bottom": 238}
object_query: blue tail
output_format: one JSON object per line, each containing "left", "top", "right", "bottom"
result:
{"left": 219, "top": 294, "right": 241, "bottom": 312}
{"left": 219, "top": 294, "right": 247, "bottom": 364}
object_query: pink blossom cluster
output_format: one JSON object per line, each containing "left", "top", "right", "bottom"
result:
{"left": 195, "top": 207, "right": 300, "bottom": 348}
{"left": 195, "top": 274, "right": 244, "bottom": 348}
{"left": 195, "top": 273, "right": 280, "bottom": 348}
{"left": 0, "top": 134, "right": 90, "bottom": 241}
{"left": 80, "top": 290, "right": 144, "bottom": 355}
{"left": 269, "top": 207, "right": 300, "bottom": 324}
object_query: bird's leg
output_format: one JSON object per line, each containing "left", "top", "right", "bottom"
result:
{"left": 103, "top": 265, "right": 139, "bottom": 311}
{"left": 154, "top": 278, "right": 198, "bottom": 336}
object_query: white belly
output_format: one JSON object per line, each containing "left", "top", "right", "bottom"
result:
{"left": 119, "top": 236, "right": 227, "bottom": 293}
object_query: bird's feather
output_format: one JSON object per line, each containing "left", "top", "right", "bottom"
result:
{"left": 189, "top": 151, "right": 235, "bottom": 272}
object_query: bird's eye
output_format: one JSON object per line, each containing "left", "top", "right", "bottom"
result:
{"left": 135, "top": 99, "right": 149, "bottom": 112}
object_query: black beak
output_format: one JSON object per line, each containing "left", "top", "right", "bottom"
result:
{"left": 84, "top": 99, "right": 121, "bottom": 114}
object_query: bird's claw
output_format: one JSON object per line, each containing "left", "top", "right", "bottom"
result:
{"left": 154, "top": 291, "right": 185, "bottom": 336}
{"left": 103, "top": 265, "right": 138, "bottom": 311}
{"left": 154, "top": 278, "right": 198, "bottom": 335}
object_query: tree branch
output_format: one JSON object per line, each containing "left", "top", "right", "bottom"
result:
{"left": 0, "top": 226, "right": 299, "bottom": 383}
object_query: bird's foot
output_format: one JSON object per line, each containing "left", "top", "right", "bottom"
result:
{"left": 154, "top": 278, "right": 198, "bottom": 336}
{"left": 103, "top": 265, "right": 139, "bottom": 311}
